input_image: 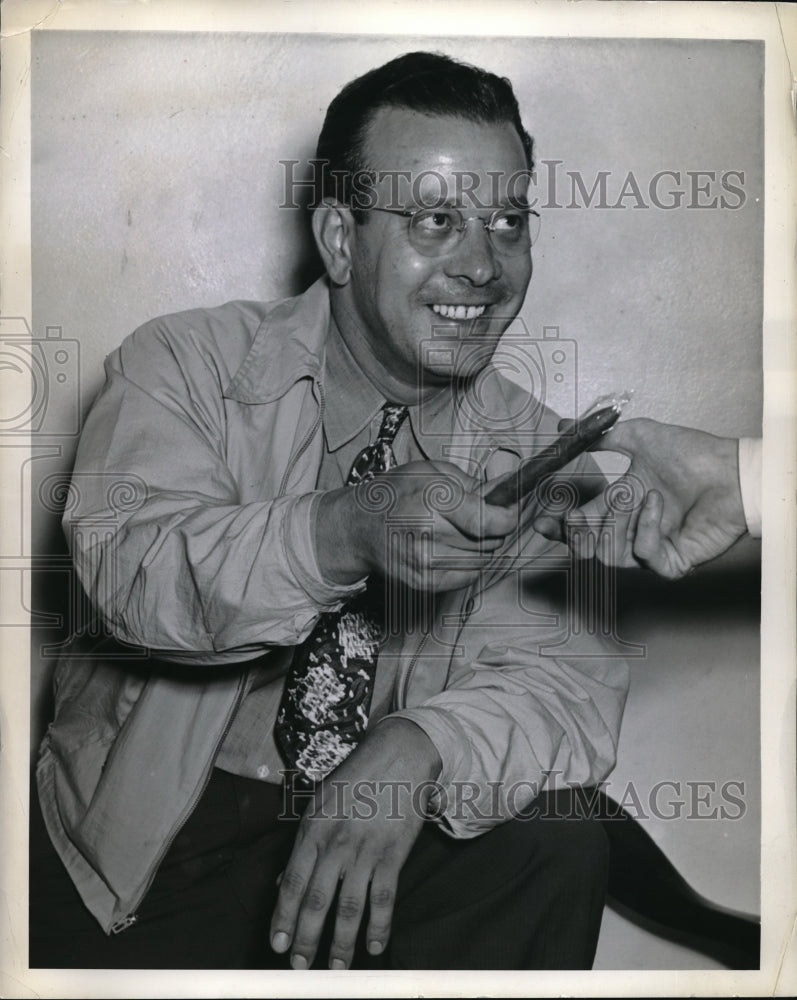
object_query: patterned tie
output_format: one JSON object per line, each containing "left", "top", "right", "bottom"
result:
{"left": 275, "top": 403, "right": 410, "bottom": 782}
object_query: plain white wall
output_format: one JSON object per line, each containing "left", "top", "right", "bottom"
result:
{"left": 30, "top": 33, "right": 763, "bottom": 435}
{"left": 26, "top": 31, "right": 762, "bottom": 968}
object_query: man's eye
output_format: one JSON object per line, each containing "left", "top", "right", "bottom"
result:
{"left": 492, "top": 211, "right": 525, "bottom": 232}
{"left": 415, "top": 211, "right": 455, "bottom": 232}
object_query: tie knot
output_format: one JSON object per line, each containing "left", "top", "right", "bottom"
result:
{"left": 377, "top": 403, "right": 409, "bottom": 446}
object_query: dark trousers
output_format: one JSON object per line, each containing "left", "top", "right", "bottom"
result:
{"left": 30, "top": 768, "right": 608, "bottom": 970}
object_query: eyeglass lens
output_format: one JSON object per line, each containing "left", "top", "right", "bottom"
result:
{"left": 408, "top": 208, "right": 540, "bottom": 257}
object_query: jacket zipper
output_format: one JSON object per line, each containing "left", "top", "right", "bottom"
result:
{"left": 398, "top": 632, "right": 428, "bottom": 709}
{"left": 109, "top": 670, "right": 249, "bottom": 933}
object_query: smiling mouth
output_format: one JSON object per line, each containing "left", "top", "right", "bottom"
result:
{"left": 430, "top": 304, "right": 487, "bottom": 320}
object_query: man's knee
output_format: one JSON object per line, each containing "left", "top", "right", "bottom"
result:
{"left": 518, "top": 787, "right": 611, "bottom": 886}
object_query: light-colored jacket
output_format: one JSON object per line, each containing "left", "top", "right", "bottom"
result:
{"left": 37, "top": 278, "right": 629, "bottom": 934}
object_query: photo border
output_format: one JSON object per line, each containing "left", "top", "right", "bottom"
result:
{"left": 1, "top": 1, "right": 794, "bottom": 996}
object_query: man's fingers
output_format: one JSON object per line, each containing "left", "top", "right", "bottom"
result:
{"left": 269, "top": 835, "right": 323, "bottom": 965}
{"left": 587, "top": 418, "right": 638, "bottom": 457}
{"left": 365, "top": 866, "right": 399, "bottom": 958}
{"left": 629, "top": 489, "right": 667, "bottom": 571}
{"left": 532, "top": 485, "right": 613, "bottom": 546}
{"left": 285, "top": 859, "right": 344, "bottom": 969}
{"left": 565, "top": 488, "right": 691, "bottom": 577}
{"left": 531, "top": 513, "right": 564, "bottom": 541}
{"left": 560, "top": 504, "right": 632, "bottom": 568}
{"left": 630, "top": 490, "right": 688, "bottom": 579}
{"left": 327, "top": 867, "right": 371, "bottom": 970}
{"left": 270, "top": 863, "right": 308, "bottom": 955}
{"left": 446, "top": 494, "right": 517, "bottom": 542}
{"left": 633, "top": 490, "right": 681, "bottom": 579}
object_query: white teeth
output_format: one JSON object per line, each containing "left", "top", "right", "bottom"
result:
{"left": 431, "top": 304, "right": 487, "bottom": 320}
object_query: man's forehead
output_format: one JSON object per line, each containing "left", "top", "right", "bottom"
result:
{"left": 363, "top": 105, "right": 526, "bottom": 162}
{"left": 361, "top": 106, "right": 531, "bottom": 208}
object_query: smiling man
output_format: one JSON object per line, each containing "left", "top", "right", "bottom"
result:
{"left": 31, "top": 51, "right": 629, "bottom": 971}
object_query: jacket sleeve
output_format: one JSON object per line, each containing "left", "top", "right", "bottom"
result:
{"left": 388, "top": 534, "right": 630, "bottom": 838}
{"left": 63, "top": 320, "right": 362, "bottom": 664}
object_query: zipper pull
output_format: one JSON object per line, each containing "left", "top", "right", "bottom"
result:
{"left": 110, "top": 914, "right": 138, "bottom": 934}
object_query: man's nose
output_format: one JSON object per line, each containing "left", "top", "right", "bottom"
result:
{"left": 443, "top": 221, "right": 502, "bottom": 285}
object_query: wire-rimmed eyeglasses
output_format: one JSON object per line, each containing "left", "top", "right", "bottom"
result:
{"left": 367, "top": 205, "right": 541, "bottom": 258}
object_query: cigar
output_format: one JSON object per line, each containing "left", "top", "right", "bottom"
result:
{"left": 483, "top": 403, "right": 621, "bottom": 506}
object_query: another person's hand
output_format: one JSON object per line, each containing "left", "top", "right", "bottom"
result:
{"left": 269, "top": 717, "right": 442, "bottom": 970}
{"left": 533, "top": 418, "right": 749, "bottom": 579}
{"left": 317, "top": 460, "right": 517, "bottom": 592}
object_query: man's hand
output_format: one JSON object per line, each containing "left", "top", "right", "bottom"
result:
{"left": 533, "top": 418, "right": 748, "bottom": 579}
{"left": 270, "top": 717, "right": 442, "bottom": 970}
{"left": 316, "top": 460, "right": 517, "bottom": 592}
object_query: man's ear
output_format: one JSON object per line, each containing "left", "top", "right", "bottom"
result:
{"left": 312, "top": 200, "right": 355, "bottom": 286}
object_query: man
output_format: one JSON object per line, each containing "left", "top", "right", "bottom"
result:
{"left": 31, "top": 51, "right": 628, "bottom": 970}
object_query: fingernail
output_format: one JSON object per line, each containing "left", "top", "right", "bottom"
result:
{"left": 330, "top": 958, "right": 346, "bottom": 970}
{"left": 271, "top": 931, "right": 290, "bottom": 952}
{"left": 367, "top": 939, "right": 384, "bottom": 955}
{"left": 290, "top": 953, "right": 308, "bottom": 970}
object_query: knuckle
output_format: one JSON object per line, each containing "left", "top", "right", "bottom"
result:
{"left": 292, "top": 931, "right": 318, "bottom": 953}
{"left": 336, "top": 894, "right": 363, "bottom": 921}
{"left": 329, "top": 826, "right": 352, "bottom": 851}
{"left": 304, "top": 887, "right": 328, "bottom": 912}
{"left": 280, "top": 869, "right": 306, "bottom": 898}
{"left": 370, "top": 885, "right": 395, "bottom": 909}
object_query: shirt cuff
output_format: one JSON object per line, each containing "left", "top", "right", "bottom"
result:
{"left": 282, "top": 492, "right": 367, "bottom": 607}
{"left": 738, "top": 438, "right": 762, "bottom": 537}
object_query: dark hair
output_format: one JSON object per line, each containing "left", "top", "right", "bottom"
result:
{"left": 315, "top": 51, "right": 534, "bottom": 208}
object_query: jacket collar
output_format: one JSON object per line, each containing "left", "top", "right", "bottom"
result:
{"left": 223, "top": 276, "right": 331, "bottom": 404}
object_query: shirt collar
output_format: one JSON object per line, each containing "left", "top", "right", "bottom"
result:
{"left": 323, "top": 317, "right": 465, "bottom": 461}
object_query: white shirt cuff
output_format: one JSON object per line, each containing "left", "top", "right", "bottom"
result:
{"left": 738, "top": 437, "right": 762, "bottom": 537}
